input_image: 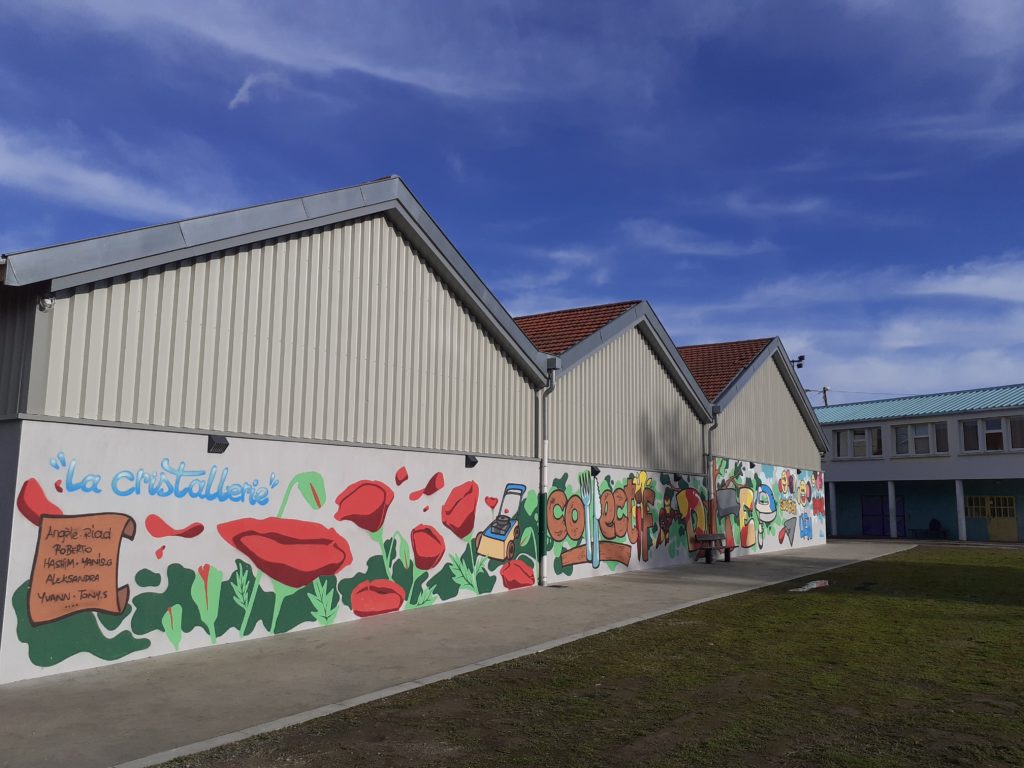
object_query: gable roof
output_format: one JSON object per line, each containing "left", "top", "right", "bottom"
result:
{"left": 680, "top": 336, "right": 828, "bottom": 453}
{"left": 514, "top": 300, "right": 641, "bottom": 355}
{"left": 0, "top": 176, "right": 550, "bottom": 386}
{"left": 677, "top": 338, "right": 773, "bottom": 401}
{"left": 515, "top": 300, "right": 713, "bottom": 422}
{"left": 815, "top": 382, "right": 1024, "bottom": 425}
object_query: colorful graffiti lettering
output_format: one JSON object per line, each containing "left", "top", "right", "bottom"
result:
{"left": 543, "top": 469, "right": 708, "bottom": 581}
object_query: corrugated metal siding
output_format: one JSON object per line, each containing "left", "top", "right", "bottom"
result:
{"left": 0, "top": 287, "right": 34, "bottom": 419}
{"left": 549, "top": 328, "right": 703, "bottom": 471}
{"left": 715, "top": 357, "right": 820, "bottom": 470}
{"left": 37, "top": 215, "right": 536, "bottom": 457}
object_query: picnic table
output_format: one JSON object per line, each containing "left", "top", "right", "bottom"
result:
{"left": 695, "top": 533, "right": 734, "bottom": 564}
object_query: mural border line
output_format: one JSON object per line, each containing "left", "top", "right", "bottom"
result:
{"left": 111, "top": 542, "right": 917, "bottom": 768}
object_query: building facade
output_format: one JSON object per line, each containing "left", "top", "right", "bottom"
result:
{"left": 679, "top": 338, "right": 830, "bottom": 554}
{"left": 817, "top": 385, "right": 1024, "bottom": 543}
{"left": 0, "top": 177, "right": 825, "bottom": 683}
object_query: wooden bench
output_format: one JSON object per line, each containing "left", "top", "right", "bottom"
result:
{"left": 695, "top": 533, "right": 734, "bottom": 564}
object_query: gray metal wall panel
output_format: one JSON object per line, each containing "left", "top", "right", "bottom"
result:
{"left": 0, "top": 288, "right": 34, "bottom": 419}
{"left": 715, "top": 357, "right": 821, "bottom": 470}
{"left": 36, "top": 216, "right": 536, "bottom": 457}
{"left": 549, "top": 328, "right": 703, "bottom": 471}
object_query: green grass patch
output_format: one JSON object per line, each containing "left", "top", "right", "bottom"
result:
{"left": 165, "top": 546, "right": 1024, "bottom": 767}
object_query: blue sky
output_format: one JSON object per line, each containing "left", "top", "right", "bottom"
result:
{"left": 1, "top": 1, "right": 1023, "bottom": 404}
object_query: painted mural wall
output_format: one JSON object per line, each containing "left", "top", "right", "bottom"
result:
{"left": 711, "top": 456, "right": 827, "bottom": 554}
{"left": 0, "top": 420, "right": 540, "bottom": 683}
{"left": 542, "top": 464, "right": 710, "bottom": 582}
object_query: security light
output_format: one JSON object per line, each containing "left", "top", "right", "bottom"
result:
{"left": 207, "top": 435, "right": 229, "bottom": 454}
{"left": 590, "top": 465, "right": 601, "bottom": 478}
{"left": 38, "top": 293, "right": 55, "bottom": 313}
{"left": 673, "top": 473, "right": 684, "bottom": 483}
{"left": 465, "top": 454, "right": 478, "bottom": 469}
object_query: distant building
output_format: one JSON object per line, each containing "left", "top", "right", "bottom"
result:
{"left": 817, "top": 385, "right": 1024, "bottom": 542}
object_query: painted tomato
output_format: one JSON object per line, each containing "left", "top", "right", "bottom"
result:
{"left": 500, "top": 559, "right": 535, "bottom": 589}
{"left": 442, "top": 480, "right": 479, "bottom": 538}
{"left": 410, "top": 524, "right": 445, "bottom": 570}
{"left": 335, "top": 480, "right": 394, "bottom": 532}
{"left": 16, "top": 478, "right": 63, "bottom": 526}
{"left": 218, "top": 517, "right": 352, "bottom": 588}
{"left": 350, "top": 579, "right": 406, "bottom": 616}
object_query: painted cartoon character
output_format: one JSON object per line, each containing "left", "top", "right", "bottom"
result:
{"left": 799, "top": 511, "right": 812, "bottom": 540}
{"left": 754, "top": 484, "right": 777, "bottom": 549}
{"left": 657, "top": 488, "right": 678, "bottom": 548}
{"left": 798, "top": 479, "right": 812, "bottom": 507}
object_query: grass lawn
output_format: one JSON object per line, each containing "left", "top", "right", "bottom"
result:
{"left": 165, "top": 545, "right": 1024, "bottom": 767}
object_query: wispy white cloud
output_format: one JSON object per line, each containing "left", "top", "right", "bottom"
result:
{"left": 724, "top": 191, "right": 829, "bottom": 219}
{"left": 854, "top": 168, "right": 924, "bottom": 182}
{"left": 228, "top": 72, "right": 289, "bottom": 109}
{"left": 490, "top": 245, "right": 614, "bottom": 316}
{"left": 0, "top": 124, "right": 236, "bottom": 223}
{"left": 621, "top": 218, "right": 775, "bottom": 257}
{"left": 891, "top": 112, "right": 1024, "bottom": 150}
{"left": 912, "top": 253, "right": 1024, "bottom": 302}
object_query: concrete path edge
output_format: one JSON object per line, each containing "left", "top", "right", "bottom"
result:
{"left": 113, "top": 543, "right": 914, "bottom": 768}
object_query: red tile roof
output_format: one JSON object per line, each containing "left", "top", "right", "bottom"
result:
{"left": 514, "top": 300, "right": 642, "bottom": 355}
{"left": 677, "top": 338, "right": 774, "bottom": 401}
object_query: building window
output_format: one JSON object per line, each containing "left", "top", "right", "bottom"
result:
{"left": 834, "top": 428, "right": 881, "bottom": 458}
{"left": 966, "top": 496, "right": 1016, "bottom": 519}
{"left": 834, "top": 430, "right": 846, "bottom": 457}
{"left": 985, "top": 418, "right": 1004, "bottom": 451}
{"left": 894, "top": 425, "right": 909, "bottom": 455}
{"left": 912, "top": 423, "right": 930, "bottom": 454}
{"left": 962, "top": 420, "right": 980, "bottom": 452}
{"left": 1011, "top": 416, "right": 1024, "bottom": 450}
{"left": 852, "top": 429, "right": 867, "bottom": 457}
{"left": 893, "top": 422, "right": 948, "bottom": 456}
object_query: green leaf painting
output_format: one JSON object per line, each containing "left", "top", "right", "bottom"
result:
{"left": 190, "top": 565, "right": 223, "bottom": 643}
{"left": 162, "top": 604, "right": 183, "bottom": 650}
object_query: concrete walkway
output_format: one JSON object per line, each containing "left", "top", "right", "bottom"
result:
{"left": 0, "top": 540, "right": 911, "bottom": 768}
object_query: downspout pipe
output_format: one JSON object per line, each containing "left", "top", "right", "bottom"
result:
{"left": 538, "top": 355, "right": 560, "bottom": 586}
{"left": 706, "top": 403, "right": 721, "bottom": 511}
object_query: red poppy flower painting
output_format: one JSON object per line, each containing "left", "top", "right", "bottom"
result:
{"left": 500, "top": 559, "right": 534, "bottom": 589}
{"left": 441, "top": 480, "right": 478, "bottom": 538}
{"left": 410, "top": 524, "right": 445, "bottom": 570}
{"left": 350, "top": 579, "right": 406, "bottom": 616}
{"left": 334, "top": 480, "right": 394, "bottom": 532}
{"left": 218, "top": 517, "right": 353, "bottom": 589}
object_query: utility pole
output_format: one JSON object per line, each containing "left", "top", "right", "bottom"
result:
{"left": 804, "top": 386, "right": 829, "bottom": 406}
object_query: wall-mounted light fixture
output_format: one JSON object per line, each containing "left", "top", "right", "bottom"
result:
{"left": 673, "top": 472, "right": 683, "bottom": 483}
{"left": 590, "top": 465, "right": 601, "bottom": 478}
{"left": 208, "top": 434, "right": 229, "bottom": 454}
{"left": 789, "top": 354, "right": 805, "bottom": 370}
{"left": 465, "top": 454, "right": 478, "bottom": 469}
{"left": 38, "top": 293, "right": 55, "bottom": 313}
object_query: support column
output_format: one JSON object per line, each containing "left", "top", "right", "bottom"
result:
{"left": 828, "top": 482, "right": 838, "bottom": 538}
{"left": 887, "top": 480, "right": 898, "bottom": 539}
{"left": 955, "top": 479, "right": 966, "bottom": 541}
